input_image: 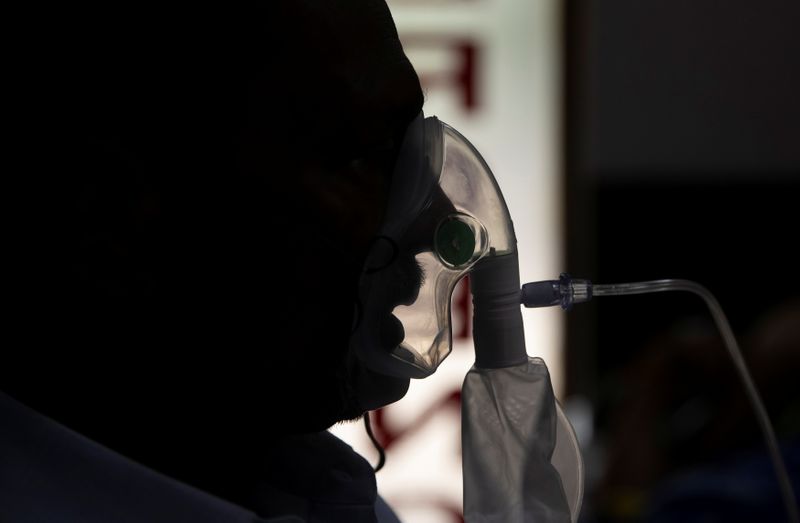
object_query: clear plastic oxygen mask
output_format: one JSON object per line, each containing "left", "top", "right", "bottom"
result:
{"left": 351, "top": 113, "right": 516, "bottom": 379}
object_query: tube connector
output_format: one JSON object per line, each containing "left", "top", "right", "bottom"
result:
{"left": 521, "top": 273, "right": 593, "bottom": 310}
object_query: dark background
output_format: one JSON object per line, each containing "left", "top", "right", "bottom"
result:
{"left": 564, "top": 0, "right": 800, "bottom": 521}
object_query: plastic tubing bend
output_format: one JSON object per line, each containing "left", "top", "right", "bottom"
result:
{"left": 470, "top": 252, "right": 529, "bottom": 369}
{"left": 521, "top": 275, "right": 799, "bottom": 523}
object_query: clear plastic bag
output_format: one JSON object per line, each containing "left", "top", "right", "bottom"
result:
{"left": 462, "top": 357, "right": 583, "bottom": 522}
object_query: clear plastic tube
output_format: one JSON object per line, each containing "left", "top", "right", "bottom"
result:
{"left": 592, "top": 279, "right": 799, "bottom": 523}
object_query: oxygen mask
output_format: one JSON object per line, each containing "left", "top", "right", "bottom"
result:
{"left": 351, "top": 113, "right": 518, "bottom": 379}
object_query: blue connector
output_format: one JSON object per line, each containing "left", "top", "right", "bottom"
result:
{"left": 520, "top": 273, "right": 593, "bottom": 310}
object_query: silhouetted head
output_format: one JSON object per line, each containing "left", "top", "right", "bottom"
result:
{"left": 6, "top": 3, "right": 422, "bottom": 469}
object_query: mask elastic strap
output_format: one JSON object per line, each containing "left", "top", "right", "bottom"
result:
{"left": 364, "top": 411, "right": 386, "bottom": 472}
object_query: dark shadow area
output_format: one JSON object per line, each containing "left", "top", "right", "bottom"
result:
{"left": 564, "top": 1, "right": 800, "bottom": 521}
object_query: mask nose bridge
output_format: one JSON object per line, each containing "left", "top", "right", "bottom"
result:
{"left": 398, "top": 183, "right": 458, "bottom": 256}
{"left": 379, "top": 113, "right": 442, "bottom": 239}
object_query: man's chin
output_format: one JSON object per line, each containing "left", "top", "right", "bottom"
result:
{"left": 352, "top": 361, "right": 410, "bottom": 412}
{"left": 303, "top": 353, "right": 410, "bottom": 430}
{"left": 336, "top": 407, "right": 366, "bottom": 425}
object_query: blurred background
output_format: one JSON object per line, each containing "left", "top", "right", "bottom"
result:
{"left": 333, "top": 0, "right": 800, "bottom": 521}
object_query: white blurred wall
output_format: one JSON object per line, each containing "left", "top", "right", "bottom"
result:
{"left": 331, "top": 1, "right": 562, "bottom": 520}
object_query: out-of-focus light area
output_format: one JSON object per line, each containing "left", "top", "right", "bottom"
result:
{"left": 566, "top": 0, "right": 800, "bottom": 522}
{"left": 332, "top": 0, "right": 564, "bottom": 521}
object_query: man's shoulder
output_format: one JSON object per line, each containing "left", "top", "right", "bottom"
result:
{"left": 0, "top": 391, "right": 264, "bottom": 523}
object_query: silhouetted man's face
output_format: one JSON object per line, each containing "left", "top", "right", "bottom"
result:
{"left": 5, "top": 3, "right": 423, "bottom": 444}
{"left": 237, "top": 133, "right": 418, "bottom": 432}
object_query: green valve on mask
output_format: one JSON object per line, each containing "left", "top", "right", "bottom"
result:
{"left": 436, "top": 217, "right": 476, "bottom": 268}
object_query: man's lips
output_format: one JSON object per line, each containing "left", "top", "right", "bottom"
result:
{"left": 380, "top": 313, "right": 405, "bottom": 351}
